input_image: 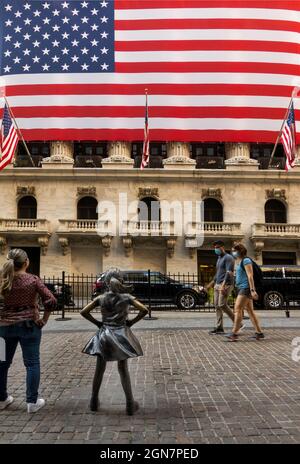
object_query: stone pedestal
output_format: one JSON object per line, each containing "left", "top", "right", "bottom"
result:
{"left": 163, "top": 142, "right": 196, "bottom": 170}
{"left": 225, "top": 143, "right": 259, "bottom": 170}
{"left": 102, "top": 142, "right": 134, "bottom": 169}
{"left": 42, "top": 141, "right": 74, "bottom": 169}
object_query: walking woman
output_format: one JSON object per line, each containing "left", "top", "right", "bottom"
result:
{"left": 81, "top": 268, "right": 148, "bottom": 415}
{"left": 226, "top": 243, "right": 265, "bottom": 342}
{"left": 0, "top": 249, "right": 57, "bottom": 412}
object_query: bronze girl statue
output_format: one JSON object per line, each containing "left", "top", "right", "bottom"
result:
{"left": 80, "top": 268, "right": 148, "bottom": 415}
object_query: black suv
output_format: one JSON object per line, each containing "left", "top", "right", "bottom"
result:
{"left": 258, "top": 265, "right": 300, "bottom": 309}
{"left": 92, "top": 270, "right": 207, "bottom": 310}
{"left": 44, "top": 282, "right": 74, "bottom": 310}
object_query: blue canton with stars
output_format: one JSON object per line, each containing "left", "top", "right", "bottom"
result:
{"left": 2, "top": 105, "right": 13, "bottom": 137}
{"left": 0, "top": 1, "right": 115, "bottom": 75}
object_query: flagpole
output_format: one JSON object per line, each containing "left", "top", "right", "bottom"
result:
{"left": 3, "top": 96, "right": 35, "bottom": 167}
{"left": 268, "top": 95, "right": 294, "bottom": 169}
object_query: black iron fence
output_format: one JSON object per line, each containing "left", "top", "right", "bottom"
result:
{"left": 42, "top": 271, "right": 300, "bottom": 318}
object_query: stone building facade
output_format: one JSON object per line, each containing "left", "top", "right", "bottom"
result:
{"left": 0, "top": 140, "right": 300, "bottom": 282}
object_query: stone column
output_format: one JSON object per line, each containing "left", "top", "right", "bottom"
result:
{"left": 42, "top": 141, "right": 74, "bottom": 169}
{"left": 225, "top": 142, "right": 258, "bottom": 170}
{"left": 163, "top": 142, "right": 196, "bottom": 170}
{"left": 101, "top": 141, "right": 134, "bottom": 169}
{"left": 294, "top": 145, "right": 300, "bottom": 167}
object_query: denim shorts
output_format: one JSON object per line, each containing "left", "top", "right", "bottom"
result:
{"left": 237, "top": 288, "right": 251, "bottom": 298}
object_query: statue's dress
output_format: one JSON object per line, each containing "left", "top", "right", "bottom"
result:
{"left": 82, "top": 292, "right": 143, "bottom": 361}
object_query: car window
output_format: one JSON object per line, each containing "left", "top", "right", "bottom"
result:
{"left": 261, "top": 267, "right": 283, "bottom": 278}
{"left": 125, "top": 273, "right": 148, "bottom": 283}
{"left": 284, "top": 268, "right": 300, "bottom": 279}
{"left": 150, "top": 273, "right": 166, "bottom": 283}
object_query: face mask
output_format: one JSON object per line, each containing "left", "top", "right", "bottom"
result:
{"left": 232, "top": 251, "right": 240, "bottom": 259}
{"left": 214, "top": 248, "right": 222, "bottom": 256}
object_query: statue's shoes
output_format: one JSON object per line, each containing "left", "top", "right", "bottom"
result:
{"left": 126, "top": 401, "right": 139, "bottom": 416}
{"left": 89, "top": 397, "right": 100, "bottom": 412}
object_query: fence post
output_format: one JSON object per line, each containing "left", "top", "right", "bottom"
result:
{"left": 144, "top": 269, "right": 157, "bottom": 320}
{"left": 55, "top": 271, "right": 72, "bottom": 321}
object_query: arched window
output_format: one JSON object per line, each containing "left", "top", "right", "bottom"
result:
{"left": 77, "top": 197, "right": 98, "bottom": 220}
{"left": 138, "top": 196, "right": 161, "bottom": 222}
{"left": 204, "top": 198, "right": 223, "bottom": 222}
{"left": 17, "top": 196, "right": 37, "bottom": 219}
{"left": 265, "top": 199, "right": 287, "bottom": 223}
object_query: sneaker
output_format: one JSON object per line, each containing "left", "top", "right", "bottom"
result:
{"left": 209, "top": 328, "right": 225, "bottom": 335}
{"left": 27, "top": 398, "right": 45, "bottom": 414}
{"left": 250, "top": 332, "right": 265, "bottom": 340}
{"left": 0, "top": 395, "right": 14, "bottom": 411}
{"left": 225, "top": 333, "right": 239, "bottom": 342}
{"left": 237, "top": 323, "right": 246, "bottom": 334}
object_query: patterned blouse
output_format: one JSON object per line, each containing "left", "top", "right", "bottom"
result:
{"left": 0, "top": 273, "right": 57, "bottom": 325}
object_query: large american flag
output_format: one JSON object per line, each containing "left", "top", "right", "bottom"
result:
{"left": 0, "top": 0, "right": 300, "bottom": 142}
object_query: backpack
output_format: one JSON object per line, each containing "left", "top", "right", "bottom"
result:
{"left": 240, "top": 257, "right": 263, "bottom": 292}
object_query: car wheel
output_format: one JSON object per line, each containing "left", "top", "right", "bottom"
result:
{"left": 177, "top": 292, "right": 197, "bottom": 310}
{"left": 263, "top": 291, "right": 284, "bottom": 309}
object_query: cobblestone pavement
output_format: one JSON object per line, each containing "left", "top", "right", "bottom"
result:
{"left": 1, "top": 328, "right": 300, "bottom": 444}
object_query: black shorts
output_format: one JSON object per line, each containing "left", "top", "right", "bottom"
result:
{"left": 237, "top": 288, "right": 251, "bottom": 298}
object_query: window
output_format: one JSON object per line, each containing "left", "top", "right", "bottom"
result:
{"left": 17, "top": 142, "right": 50, "bottom": 158}
{"left": 204, "top": 198, "right": 223, "bottom": 222}
{"left": 265, "top": 199, "right": 287, "bottom": 223}
{"left": 74, "top": 142, "right": 107, "bottom": 157}
{"left": 262, "top": 251, "right": 296, "bottom": 265}
{"left": 191, "top": 143, "right": 225, "bottom": 157}
{"left": 17, "top": 196, "right": 37, "bottom": 219}
{"left": 251, "top": 143, "right": 284, "bottom": 159}
{"left": 77, "top": 197, "right": 98, "bottom": 220}
{"left": 138, "top": 196, "right": 161, "bottom": 222}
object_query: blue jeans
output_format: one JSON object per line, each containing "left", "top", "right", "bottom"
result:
{"left": 0, "top": 321, "right": 42, "bottom": 403}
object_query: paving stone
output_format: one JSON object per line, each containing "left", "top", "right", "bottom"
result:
{"left": 0, "top": 328, "right": 300, "bottom": 444}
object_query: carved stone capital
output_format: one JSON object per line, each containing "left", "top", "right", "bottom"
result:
{"left": 138, "top": 187, "right": 159, "bottom": 199}
{"left": 101, "top": 235, "right": 112, "bottom": 256}
{"left": 122, "top": 236, "right": 133, "bottom": 257}
{"left": 201, "top": 188, "right": 222, "bottom": 200}
{"left": 163, "top": 155, "right": 195, "bottom": 164}
{"left": 38, "top": 236, "right": 49, "bottom": 256}
{"left": 102, "top": 155, "right": 133, "bottom": 164}
{"left": 166, "top": 238, "right": 176, "bottom": 258}
{"left": 58, "top": 237, "right": 70, "bottom": 256}
{"left": 42, "top": 155, "right": 74, "bottom": 164}
{"left": 17, "top": 186, "right": 35, "bottom": 196}
{"left": 77, "top": 186, "right": 96, "bottom": 197}
{"left": 252, "top": 240, "right": 264, "bottom": 260}
{"left": 266, "top": 189, "right": 286, "bottom": 201}
{"left": 0, "top": 236, "right": 7, "bottom": 255}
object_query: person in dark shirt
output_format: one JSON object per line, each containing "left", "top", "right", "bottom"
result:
{"left": 0, "top": 249, "right": 57, "bottom": 413}
{"left": 205, "top": 240, "right": 240, "bottom": 334}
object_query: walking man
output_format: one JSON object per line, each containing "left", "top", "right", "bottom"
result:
{"left": 205, "top": 240, "right": 236, "bottom": 334}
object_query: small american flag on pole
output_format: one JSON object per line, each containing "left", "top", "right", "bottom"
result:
{"left": 280, "top": 101, "right": 296, "bottom": 171}
{"left": 0, "top": 103, "right": 20, "bottom": 171}
{"left": 140, "top": 91, "right": 149, "bottom": 170}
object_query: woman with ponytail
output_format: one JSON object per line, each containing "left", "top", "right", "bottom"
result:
{"left": 0, "top": 249, "right": 57, "bottom": 413}
{"left": 81, "top": 268, "right": 148, "bottom": 415}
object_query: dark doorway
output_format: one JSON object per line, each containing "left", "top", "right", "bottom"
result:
{"left": 197, "top": 250, "right": 217, "bottom": 285}
{"left": 21, "top": 247, "right": 41, "bottom": 276}
{"left": 262, "top": 251, "right": 296, "bottom": 265}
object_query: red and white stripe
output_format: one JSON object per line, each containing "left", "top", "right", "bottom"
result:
{"left": 1, "top": 0, "right": 300, "bottom": 142}
{"left": 0, "top": 122, "right": 19, "bottom": 171}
